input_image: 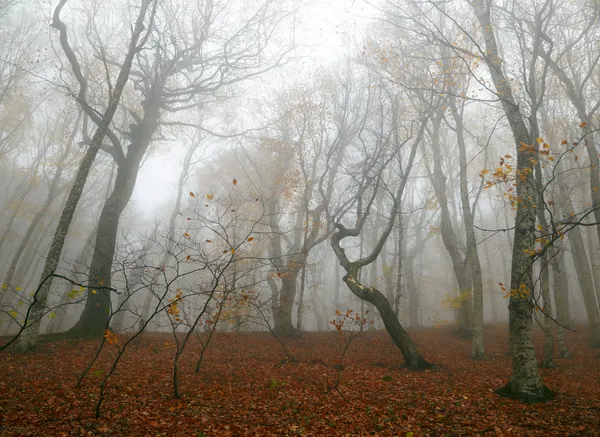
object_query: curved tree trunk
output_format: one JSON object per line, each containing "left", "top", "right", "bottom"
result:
{"left": 343, "top": 272, "right": 430, "bottom": 369}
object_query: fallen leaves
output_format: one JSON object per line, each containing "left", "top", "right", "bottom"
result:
{"left": 0, "top": 326, "right": 598, "bottom": 436}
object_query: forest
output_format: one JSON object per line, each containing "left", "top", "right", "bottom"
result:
{"left": 1, "top": 0, "right": 600, "bottom": 435}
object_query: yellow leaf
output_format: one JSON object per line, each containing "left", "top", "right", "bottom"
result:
{"left": 9, "top": 311, "right": 18, "bottom": 318}
{"left": 230, "top": 248, "right": 235, "bottom": 254}
{"left": 206, "top": 194, "right": 213, "bottom": 200}
{"left": 1, "top": 284, "right": 6, "bottom": 289}
{"left": 189, "top": 191, "right": 195, "bottom": 198}
{"left": 91, "top": 290, "right": 97, "bottom": 294}
{"left": 15, "top": 287, "right": 21, "bottom": 291}
{"left": 536, "top": 137, "right": 543, "bottom": 143}
{"left": 232, "top": 178, "right": 237, "bottom": 186}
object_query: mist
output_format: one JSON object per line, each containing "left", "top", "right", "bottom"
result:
{"left": 1, "top": 0, "right": 599, "bottom": 435}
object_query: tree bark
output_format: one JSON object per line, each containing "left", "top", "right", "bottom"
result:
{"left": 17, "top": 0, "right": 153, "bottom": 350}
{"left": 343, "top": 271, "right": 430, "bottom": 369}
{"left": 471, "top": 0, "right": 552, "bottom": 401}
{"left": 70, "top": 94, "right": 161, "bottom": 337}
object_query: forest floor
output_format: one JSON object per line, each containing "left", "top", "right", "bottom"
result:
{"left": 1, "top": 325, "right": 599, "bottom": 437}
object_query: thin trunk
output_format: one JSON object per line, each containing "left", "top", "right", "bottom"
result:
{"left": 2, "top": 111, "right": 79, "bottom": 292}
{"left": 406, "top": 255, "right": 419, "bottom": 328}
{"left": 559, "top": 184, "right": 600, "bottom": 346}
{"left": 394, "top": 215, "right": 404, "bottom": 317}
{"left": 296, "top": 210, "right": 310, "bottom": 331}
{"left": 532, "top": 131, "right": 554, "bottom": 368}
{"left": 334, "top": 258, "right": 341, "bottom": 322}
{"left": 450, "top": 94, "right": 485, "bottom": 359}
{"left": 550, "top": 247, "right": 571, "bottom": 358}
{"left": 428, "top": 116, "right": 473, "bottom": 337}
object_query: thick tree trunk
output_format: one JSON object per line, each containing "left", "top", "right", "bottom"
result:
{"left": 16, "top": 1, "right": 152, "bottom": 350}
{"left": 472, "top": 0, "right": 551, "bottom": 401}
{"left": 274, "top": 274, "right": 299, "bottom": 336}
{"left": 69, "top": 89, "right": 161, "bottom": 337}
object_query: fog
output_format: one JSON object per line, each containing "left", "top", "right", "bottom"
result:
{"left": 1, "top": 0, "right": 600, "bottom": 434}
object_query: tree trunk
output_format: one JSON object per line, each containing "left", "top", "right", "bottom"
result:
{"left": 428, "top": 116, "right": 473, "bottom": 337}
{"left": 550, "top": 247, "right": 571, "bottom": 358}
{"left": 472, "top": 0, "right": 551, "bottom": 401}
{"left": 406, "top": 255, "right": 419, "bottom": 328}
{"left": 394, "top": 214, "right": 404, "bottom": 317}
{"left": 334, "top": 258, "right": 341, "bottom": 322}
{"left": 343, "top": 272, "right": 430, "bottom": 369}
{"left": 69, "top": 88, "right": 162, "bottom": 337}
{"left": 559, "top": 184, "right": 600, "bottom": 346}
{"left": 17, "top": 0, "right": 152, "bottom": 350}
{"left": 449, "top": 95, "right": 485, "bottom": 359}
{"left": 274, "top": 274, "right": 299, "bottom": 336}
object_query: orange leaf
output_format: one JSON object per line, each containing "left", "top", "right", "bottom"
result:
{"left": 206, "top": 240, "right": 212, "bottom": 243}
{"left": 580, "top": 121, "right": 587, "bottom": 128}
{"left": 247, "top": 236, "right": 254, "bottom": 242}
{"left": 184, "top": 233, "right": 190, "bottom": 238}
{"left": 189, "top": 192, "right": 195, "bottom": 198}
{"left": 232, "top": 178, "right": 237, "bottom": 186}
{"left": 206, "top": 194, "right": 213, "bottom": 200}
{"left": 186, "top": 255, "right": 191, "bottom": 261}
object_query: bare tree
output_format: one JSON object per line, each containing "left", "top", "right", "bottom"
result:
{"left": 18, "top": 0, "right": 156, "bottom": 350}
